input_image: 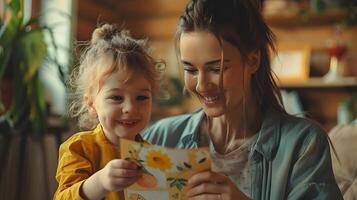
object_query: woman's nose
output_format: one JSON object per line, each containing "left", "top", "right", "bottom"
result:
{"left": 196, "top": 73, "right": 210, "bottom": 93}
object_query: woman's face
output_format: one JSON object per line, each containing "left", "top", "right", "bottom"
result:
{"left": 180, "top": 31, "right": 256, "bottom": 117}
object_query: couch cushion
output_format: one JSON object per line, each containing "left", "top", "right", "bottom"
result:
{"left": 329, "top": 123, "right": 357, "bottom": 200}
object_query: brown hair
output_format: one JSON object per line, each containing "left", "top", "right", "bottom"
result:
{"left": 69, "top": 24, "right": 163, "bottom": 129}
{"left": 176, "top": 0, "right": 286, "bottom": 114}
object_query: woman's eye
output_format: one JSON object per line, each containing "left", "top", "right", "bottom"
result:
{"left": 183, "top": 68, "right": 198, "bottom": 74}
{"left": 211, "top": 67, "right": 221, "bottom": 73}
{"left": 137, "top": 95, "right": 150, "bottom": 101}
{"left": 211, "top": 66, "right": 229, "bottom": 73}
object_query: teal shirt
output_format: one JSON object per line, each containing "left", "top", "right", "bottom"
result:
{"left": 143, "top": 109, "right": 343, "bottom": 200}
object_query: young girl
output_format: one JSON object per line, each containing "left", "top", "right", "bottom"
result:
{"left": 54, "top": 24, "right": 162, "bottom": 200}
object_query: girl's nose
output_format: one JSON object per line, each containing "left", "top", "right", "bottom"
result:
{"left": 122, "top": 100, "right": 135, "bottom": 114}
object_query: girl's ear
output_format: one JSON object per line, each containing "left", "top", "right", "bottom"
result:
{"left": 246, "top": 50, "right": 260, "bottom": 74}
{"left": 85, "top": 95, "right": 96, "bottom": 114}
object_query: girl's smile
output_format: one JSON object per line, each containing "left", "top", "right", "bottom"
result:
{"left": 87, "top": 70, "right": 152, "bottom": 144}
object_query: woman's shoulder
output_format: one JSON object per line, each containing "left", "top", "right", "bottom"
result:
{"left": 279, "top": 114, "right": 326, "bottom": 137}
{"left": 150, "top": 111, "right": 202, "bottom": 129}
{"left": 276, "top": 113, "right": 329, "bottom": 150}
{"left": 143, "top": 110, "right": 204, "bottom": 146}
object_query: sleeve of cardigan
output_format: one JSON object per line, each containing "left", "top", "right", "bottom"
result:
{"left": 53, "top": 137, "right": 94, "bottom": 200}
{"left": 287, "top": 127, "right": 343, "bottom": 200}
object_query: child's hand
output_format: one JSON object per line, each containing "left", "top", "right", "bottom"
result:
{"left": 98, "top": 159, "right": 143, "bottom": 192}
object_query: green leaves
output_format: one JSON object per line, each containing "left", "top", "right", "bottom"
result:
{"left": 0, "top": 9, "right": 20, "bottom": 78}
{"left": 20, "top": 29, "right": 48, "bottom": 82}
{"left": 0, "top": 0, "right": 50, "bottom": 136}
{"left": 9, "top": 0, "right": 22, "bottom": 21}
{"left": 291, "top": 0, "right": 357, "bottom": 25}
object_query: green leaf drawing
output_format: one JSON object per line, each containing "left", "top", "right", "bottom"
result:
{"left": 168, "top": 177, "right": 188, "bottom": 191}
{"left": 167, "top": 177, "right": 175, "bottom": 181}
{"left": 176, "top": 166, "right": 183, "bottom": 171}
{"left": 183, "top": 162, "right": 192, "bottom": 169}
{"left": 198, "top": 157, "right": 207, "bottom": 163}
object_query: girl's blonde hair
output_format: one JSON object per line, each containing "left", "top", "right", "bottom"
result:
{"left": 69, "top": 24, "right": 163, "bottom": 129}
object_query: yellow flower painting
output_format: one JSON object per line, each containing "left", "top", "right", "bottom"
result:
{"left": 120, "top": 138, "right": 211, "bottom": 200}
{"left": 146, "top": 150, "right": 173, "bottom": 172}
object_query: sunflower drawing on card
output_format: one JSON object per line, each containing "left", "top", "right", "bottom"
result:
{"left": 120, "top": 138, "right": 211, "bottom": 200}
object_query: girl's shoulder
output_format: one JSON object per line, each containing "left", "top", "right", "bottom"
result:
{"left": 59, "top": 126, "right": 101, "bottom": 154}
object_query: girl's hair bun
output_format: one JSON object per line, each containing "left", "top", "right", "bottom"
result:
{"left": 91, "top": 24, "right": 118, "bottom": 44}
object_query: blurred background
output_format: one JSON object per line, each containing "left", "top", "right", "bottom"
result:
{"left": 0, "top": 0, "right": 356, "bottom": 199}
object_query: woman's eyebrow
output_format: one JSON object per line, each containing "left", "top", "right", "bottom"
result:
{"left": 181, "top": 59, "right": 230, "bottom": 67}
{"left": 205, "top": 59, "right": 230, "bottom": 66}
{"left": 181, "top": 60, "right": 194, "bottom": 66}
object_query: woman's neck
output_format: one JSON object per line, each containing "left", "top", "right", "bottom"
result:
{"left": 205, "top": 98, "right": 262, "bottom": 154}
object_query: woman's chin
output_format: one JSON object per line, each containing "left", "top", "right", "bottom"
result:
{"left": 202, "top": 107, "right": 225, "bottom": 118}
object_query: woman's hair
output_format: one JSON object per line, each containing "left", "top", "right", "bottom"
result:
{"left": 176, "top": 0, "right": 286, "bottom": 114}
{"left": 69, "top": 24, "right": 163, "bottom": 129}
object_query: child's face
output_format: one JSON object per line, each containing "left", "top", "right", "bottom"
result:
{"left": 88, "top": 70, "right": 152, "bottom": 144}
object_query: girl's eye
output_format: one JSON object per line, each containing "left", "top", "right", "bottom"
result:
{"left": 108, "top": 95, "right": 123, "bottom": 101}
{"left": 137, "top": 95, "right": 150, "bottom": 101}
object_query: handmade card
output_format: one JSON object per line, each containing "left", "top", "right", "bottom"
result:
{"left": 120, "top": 138, "right": 211, "bottom": 200}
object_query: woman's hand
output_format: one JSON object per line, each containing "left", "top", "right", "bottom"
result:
{"left": 186, "top": 170, "right": 250, "bottom": 200}
{"left": 98, "top": 159, "right": 143, "bottom": 192}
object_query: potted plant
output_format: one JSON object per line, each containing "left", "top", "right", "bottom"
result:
{"left": 0, "top": 0, "right": 66, "bottom": 198}
{"left": 0, "top": 0, "right": 65, "bottom": 135}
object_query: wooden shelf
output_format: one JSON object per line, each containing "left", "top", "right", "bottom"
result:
{"left": 279, "top": 77, "right": 357, "bottom": 89}
{"left": 264, "top": 8, "right": 347, "bottom": 27}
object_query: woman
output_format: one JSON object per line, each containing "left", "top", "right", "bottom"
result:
{"left": 144, "top": 0, "right": 342, "bottom": 199}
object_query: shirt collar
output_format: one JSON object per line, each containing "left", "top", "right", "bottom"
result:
{"left": 178, "top": 108, "right": 283, "bottom": 161}
{"left": 251, "top": 109, "right": 282, "bottom": 161}
{"left": 94, "top": 123, "right": 146, "bottom": 144}
{"left": 179, "top": 109, "right": 205, "bottom": 148}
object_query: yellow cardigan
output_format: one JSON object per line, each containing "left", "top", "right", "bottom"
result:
{"left": 54, "top": 124, "right": 141, "bottom": 200}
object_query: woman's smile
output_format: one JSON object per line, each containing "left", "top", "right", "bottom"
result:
{"left": 200, "top": 94, "right": 221, "bottom": 106}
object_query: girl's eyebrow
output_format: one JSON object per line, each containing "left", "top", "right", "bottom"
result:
{"left": 140, "top": 88, "right": 152, "bottom": 92}
{"left": 106, "top": 88, "right": 152, "bottom": 92}
{"left": 181, "top": 59, "right": 230, "bottom": 67}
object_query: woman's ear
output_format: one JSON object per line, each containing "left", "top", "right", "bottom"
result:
{"left": 247, "top": 50, "right": 260, "bottom": 74}
{"left": 85, "top": 95, "right": 96, "bottom": 114}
